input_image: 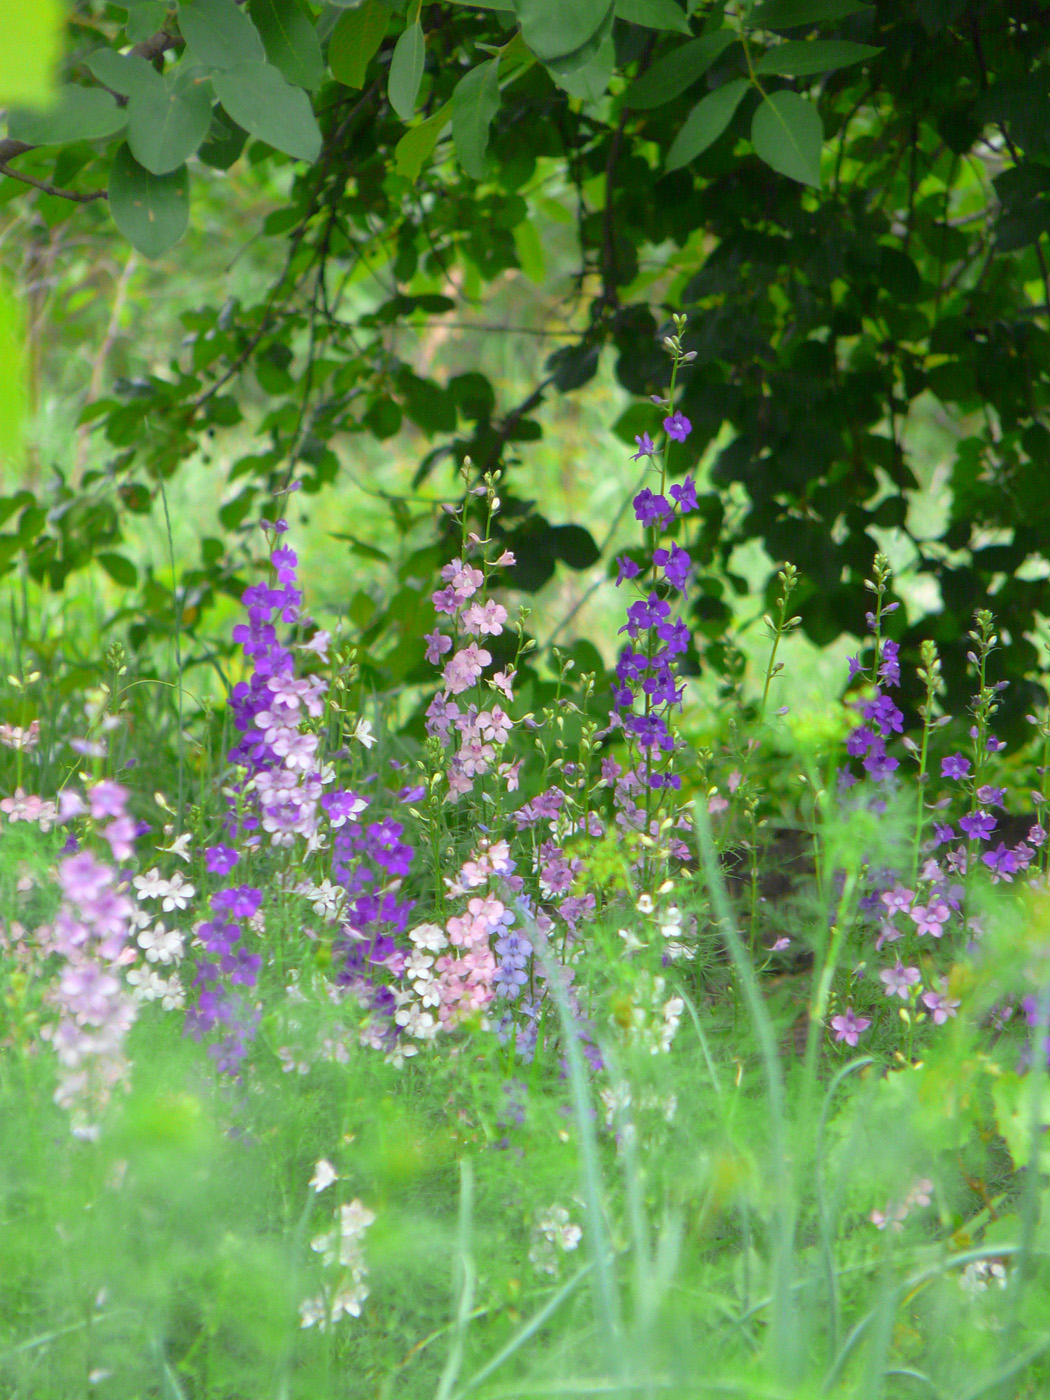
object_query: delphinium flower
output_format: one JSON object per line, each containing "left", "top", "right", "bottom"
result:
{"left": 42, "top": 782, "right": 139, "bottom": 1139}
{"left": 423, "top": 470, "right": 520, "bottom": 806}
{"left": 299, "top": 1192, "right": 376, "bottom": 1330}
{"left": 609, "top": 315, "right": 698, "bottom": 889}
{"left": 830, "top": 1006, "right": 872, "bottom": 1047}
{"left": 188, "top": 521, "right": 335, "bottom": 1075}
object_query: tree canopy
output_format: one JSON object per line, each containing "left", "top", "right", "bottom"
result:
{"left": 3, "top": 0, "right": 1050, "bottom": 734}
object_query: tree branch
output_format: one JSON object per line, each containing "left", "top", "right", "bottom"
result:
{"left": 0, "top": 162, "right": 106, "bottom": 202}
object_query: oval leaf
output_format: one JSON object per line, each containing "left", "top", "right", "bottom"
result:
{"left": 625, "top": 29, "right": 738, "bottom": 109}
{"left": 85, "top": 50, "right": 163, "bottom": 101}
{"left": 127, "top": 76, "right": 213, "bottom": 175}
{"left": 7, "top": 85, "right": 127, "bottom": 144}
{"left": 328, "top": 1, "right": 389, "bottom": 88}
{"left": 665, "top": 77, "right": 748, "bottom": 170}
{"left": 177, "top": 0, "right": 266, "bottom": 70}
{"left": 108, "top": 143, "right": 189, "bottom": 258}
{"left": 755, "top": 39, "right": 881, "bottom": 76}
{"left": 248, "top": 0, "right": 324, "bottom": 91}
{"left": 751, "top": 89, "right": 822, "bottom": 186}
{"left": 747, "top": 0, "right": 872, "bottom": 28}
{"left": 512, "top": 0, "right": 612, "bottom": 65}
{"left": 451, "top": 58, "right": 501, "bottom": 179}
{"left": 614, "top": 0, "right": 691, "bottom": 32}
{"left": 211, "top": 60, "right": 322, "bottom": 160}
{"left": 97, "top": 552, "right": 139, "bottom": 587}
{"left": 388, "top": 21, "right": 426, "bottom": 122}
{"left": 394, "top": 102, "right": 452, "bottom": 183}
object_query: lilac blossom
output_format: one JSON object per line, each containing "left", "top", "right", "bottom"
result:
{"left": 830, "top": 1007, "right": 871, "bottom": 1046}
{"left": 880, "top": 963, "right": 921, "bottom": 999}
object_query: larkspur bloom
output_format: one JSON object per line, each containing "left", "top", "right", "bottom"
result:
{"left": 880, "top": 963, "right": 921, "bottom": 999}
{"left": 941, "top": 753, "right": 971, "bottom": 780}
{"left": 830, "top": 1007, "right": 872, "bottom": 1046}
{"left": 662, "top": 411, "right": 691, "bottom": 442}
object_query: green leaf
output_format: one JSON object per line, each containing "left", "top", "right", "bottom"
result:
{"left": 211, "top": 60, "right": 322, "bottom": 160}
{"left": 197, "top": 109, "right": 248, "bottom": 168}
{"left": 177, "top": 0, "right": 266, "bottom": 70}
{"left": 394, "top": 101, "right": 451, "bottom": 182}
{"left": 624, "top": 29, "right": 738, "bottom": 109}
{"left": 249, "top": 0, "right": 325, "bottom": 91}
{"left": 85, "top": 50, "right": 163, "bottom": 101}
{"left": 329, "top": 533, "right": 391, "bottom": 563}
{"left": 512, "top": 218, "right": 545, "bottom": 283}
{"left": 125, "top": 2, "right": 169, "bottom": 44}
{"left": 0, "top": 0, "right": 61, "bottom": 105}
{"left": 548, "top": 33, "right": 614, "bottom": 99}
{"left": 754, "top": 39, "right": 881, "bottom": 75}
{"left": 751, "top": 89, "right": 822, "bottom": 186}
{"left": 747, "top": 0, "right": 872, "bottom": 29}
{"left": 388, "top": 22, "right": 426, "bottom": 122}
{"left": 614, "top": 0, "right": 691, "bottom": 33}
{"left": 127, "top": 74, "right": 214, "bottom": 174}
{"left": 328, "top": 1, "right": 389, "bottom": 88}
{"left": 7, "top": 86, "right": 128, "bottom": 144}
{"left": 108, "top": 143, "right": 189, "bottom": 258}
{"left": 512, "top": 0, "right": 613, "bottom": 66}
{"left": 665, "top": 77, "right": 748, "bottom": 170}
{"left": 451, "top": 58, "right": 501, "bottom": 179}
{"left": 97, "top": 552, "right": 139, "bottom": 587}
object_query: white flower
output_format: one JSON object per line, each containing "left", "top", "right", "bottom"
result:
{"left": 159, "top": 833, "right": 193, "bottom": 862}
{"left": 160, "top": 871, "right": 195, "bottom": 912}
{"left": 309, "top": 1158, "right": 338, "bottom": 1193}
{"left": 409, "top": 922, "right": 447, "bottom": 953}
{"left": 137, "top": 922, "right": 183, "bottom": 965}
{"left": 352, "top": 717, "right": 377, "bottom": 749}
{"left": 133, "top": 867, "right": 168, "bottom": 900}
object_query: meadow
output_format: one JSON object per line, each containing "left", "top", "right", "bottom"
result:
{"left": 3, "top": 320, "right": 1050, "bottom": 1400}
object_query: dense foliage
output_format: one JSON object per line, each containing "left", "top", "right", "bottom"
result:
{"left": 3, "top": 0, "right": 1050, "bottom": 730}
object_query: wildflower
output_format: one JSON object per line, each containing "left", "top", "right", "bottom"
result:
{"left": 424, "top": 629, "right": 452, "bottom": 664}
{"left": 669, "top": 475, "right": 698, "bottom": 512}
{"left": 205, "top": 844, "right": 239, "bottom": 875}
{"left": 830, "top": 1007, "right": 872, "bottom": 1046}
{"left": 309, "top": 1159, "right": 338, "bottom": 1192}
{"left": 922, "top": 988, "right": 960, "bottom": 1024}
{"left": 443, "top": 643, "right": 492, "bottom": 695}
{"left": 959, "top": 810, "right": 996, "bottom": 841}
{"left": 662, "top": 410, "right": 691, "bottom": 441}
{"left": 652, "top": 542, "right": 692, "bottom": 590}
{"left": 941, "top": 753, "right": 971, "bottom": 779}
{"left": 630, "top": 432, "right": 656, "bottom": 460}
{"left": 615, "top": 555, "right": 641, "bottom": 586}
{"left": 632, "top": 488, "right": 673, "bottom": 529}
{"left": 880, "top": 963, "right": 921, "bottom": 999}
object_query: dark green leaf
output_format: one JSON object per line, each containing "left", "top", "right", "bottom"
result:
{"left": 394, "top": 102, "right": 451, "bottom": 182}
{"left": 452, "top": 59, "right": 501, "bottom": 178}
{"left": 747, "top": 0, "right": 872, "bottom": 29}
{"left": 125, "top": 2, "right": 169, "bottom": 43}
{"left": 625, "top": 30, "right": 738, "bottom": 109}
{"left": 7, "top": 86, "right": 128, "bottom": 144}
{"left": 551, "top": 523, "right": 600, "bottom": 569}
{"left": 388, "top": 22, "right": 426, "bottom": 122}
{"left": 548, "top": 32, "right": 614, "bottom": 99}
{"left": 512, "top": 0, "right": 613, "bottom": 66}
{"left": 97, "top": 553, "right": 139, "bottom": 586}
{"left": 211, "top": 60, "right": 322, "bottom": 160}
{"left": 666, "top": 78, "right": 748, "bottom": 170}
{"left": 328, "top": 1, "right": 389, "bottom": 88}
{"left": 249, "top": 0, "right": 324, "bottom": 91}
{"left": 614, "top": 0, "right": 691, "bottom": 34}
{"left": 85, "top": 49, "right": 163, "bottom": 101}
{"left": 176, "top": 0, "right": 266, "bottom": 70}
{"left": 127, "top": 74, "right": 213, "bottom": 174}
{"left": 197, "top": 109, "right": 248, "bottom": 168}
{"left": 108, "top": 143, "right": 189, "bottom": 257}
{"left": 546, "top": 341, "right": 601, "bottom": 390}
{"left": 754, "top": 39, "right": 881, "bottom": 75}
{"left": 329, "top": 532, "right": 391, "bottom": 563}
{"left": 751, "top": 89, "right": 821, "bottom": 186}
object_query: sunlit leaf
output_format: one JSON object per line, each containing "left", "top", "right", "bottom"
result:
{"left": 665, "top": 78, "right": 749, "bottom": 170}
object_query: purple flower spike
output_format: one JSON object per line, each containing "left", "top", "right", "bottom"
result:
{"left": 633, "top": 488, "right": 673, "bottom": 529}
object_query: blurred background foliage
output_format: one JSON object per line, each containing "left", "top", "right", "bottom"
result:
{"left": 3, "top": 0, "right": 1050, "bottom": 750}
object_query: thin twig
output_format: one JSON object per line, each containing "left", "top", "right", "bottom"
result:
{"left": 0, "top": 162, "right": 106, "bottom": 202}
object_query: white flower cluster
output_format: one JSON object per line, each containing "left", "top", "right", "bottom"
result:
{"left": 299, "top": 1164, "right": 376, "bottom": 1331}
{"left": 609, "top": 972, "right": 684, "bottom": 1055}
{"left": 126, "top": 867, "right": 191, "bottom": 1009}
{"left": 528, "top": 1205, "right": 582, "bottom": 1276}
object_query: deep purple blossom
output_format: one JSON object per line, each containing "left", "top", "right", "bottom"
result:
{"left": 653, "top": 542, "right": 692, "bottom": 590}
{"left": 669, "top": 475, "right": 698, "bottom": 512}
{"left": 941, "top": 753, "right": 971, "bottom": 780}
{"left": 205, "top": 844, "right": 239, "bottom": 875}
{"left": 959, "top": 810, "right": 996, "bottom": 841}
{"left": 615, "top": 555, "right": 641, "bottom": 586}
{"left": 663, "top": 411, "right": 692, "bottom": 442}
{"left": 633, "top": 489, "right": 673, "bottom": 528}
{"left": 630, "top": 432, "right": 657, "bottom": 460}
